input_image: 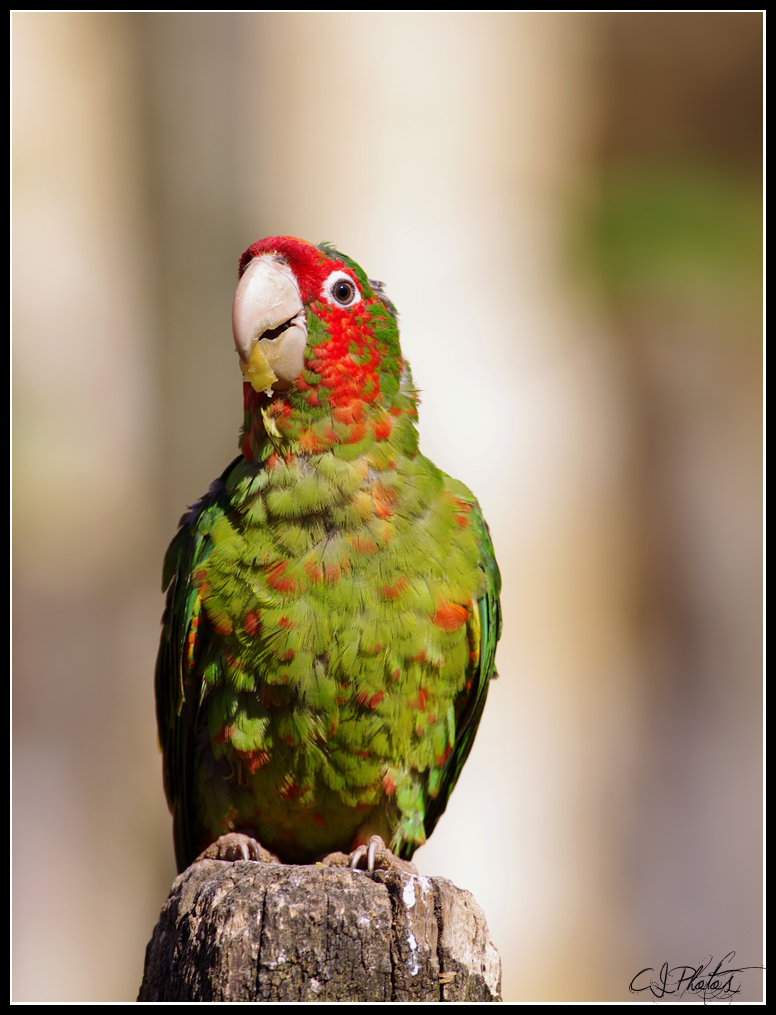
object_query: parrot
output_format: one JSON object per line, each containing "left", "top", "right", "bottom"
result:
{"left": 155, "top": 236, "right": 501, "bottom": 874}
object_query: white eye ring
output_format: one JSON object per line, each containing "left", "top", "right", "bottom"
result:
{"left": 321, "top": 269, "right": 361, "bottom": 308}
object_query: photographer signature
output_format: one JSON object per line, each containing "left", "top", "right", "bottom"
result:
{"left": 630, "top": 951, "right": 764, "bottom": 1002}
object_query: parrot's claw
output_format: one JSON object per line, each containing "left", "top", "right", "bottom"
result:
{"left": 348, "top": 836, "right": 384, "bottom": 872}
{"left": 324, "top": 834, "right": 418, "bottom": 874}
{"left": 196, "top": 832, "right": 280, "bottom": 865}
{"left": 348, "top": 842, "right": 370, "bottom": 869}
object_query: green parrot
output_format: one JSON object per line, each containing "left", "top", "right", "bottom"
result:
{"left": 156, "top": 237, "right": 501, "bottom": 874}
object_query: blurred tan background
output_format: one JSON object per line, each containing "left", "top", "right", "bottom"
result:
{"left": 12, "top": 12, "right": 762, "bottom": 1002}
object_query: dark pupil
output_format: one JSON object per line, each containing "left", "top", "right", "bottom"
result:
{"left": 334, "top": 280, "right": 354, "bottom": 303}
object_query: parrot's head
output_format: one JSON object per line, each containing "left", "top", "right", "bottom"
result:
{"left": 233, "top": 237, "right": 417, "bottom": 462}
{"left": 232, "top": 236, "right": 400, "bottom": 400}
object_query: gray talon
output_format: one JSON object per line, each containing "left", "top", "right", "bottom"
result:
{"left": 367, "top": 837, "right": 379, "bottom": 872}
{"left": 349, "top": 844, "right": 367, "bottom": 869}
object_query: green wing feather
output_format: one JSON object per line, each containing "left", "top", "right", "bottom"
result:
{"left": 413, "top": 504, "right": 502, "bottom": 856}
{"left": 155, "top": 456, "right": 241, "bottom": 872}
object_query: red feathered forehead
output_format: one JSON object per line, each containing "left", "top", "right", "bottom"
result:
{"left": 238, "top": 236, "right": 348, "bottom": 300}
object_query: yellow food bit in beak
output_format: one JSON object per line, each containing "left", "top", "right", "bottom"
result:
{"left": 240, "top": 341, "right": 278, "bottom": 395}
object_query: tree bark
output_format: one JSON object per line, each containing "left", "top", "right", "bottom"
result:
{"left": 139, "top": 860, "right": 501, "bottom": 1002}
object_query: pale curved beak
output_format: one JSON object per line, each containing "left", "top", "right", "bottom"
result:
{"left": 232, "top": 254, "right": 307, "bottom": 394}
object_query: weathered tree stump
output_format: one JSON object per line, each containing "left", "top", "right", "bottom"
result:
{"left": 139, "top": 860, "right": 501, "bottom": 1002}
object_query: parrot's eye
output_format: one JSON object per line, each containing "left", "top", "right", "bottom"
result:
{"left": 322, "top": 270, "right": 361, "bottom": 308}
{"left": 334, "top": 280, "right": 355, "bottom": 302}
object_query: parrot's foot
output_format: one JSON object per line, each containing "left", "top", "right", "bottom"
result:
{"left": 320, "top": 835, "right": 418, "bottom": 874}
{"left": 196, "top": 832, "right": 280, "bottom": 865}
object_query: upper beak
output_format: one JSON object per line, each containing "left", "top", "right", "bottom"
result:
{"left": 232, "top": 255, "right": 307, "bottom": 393}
